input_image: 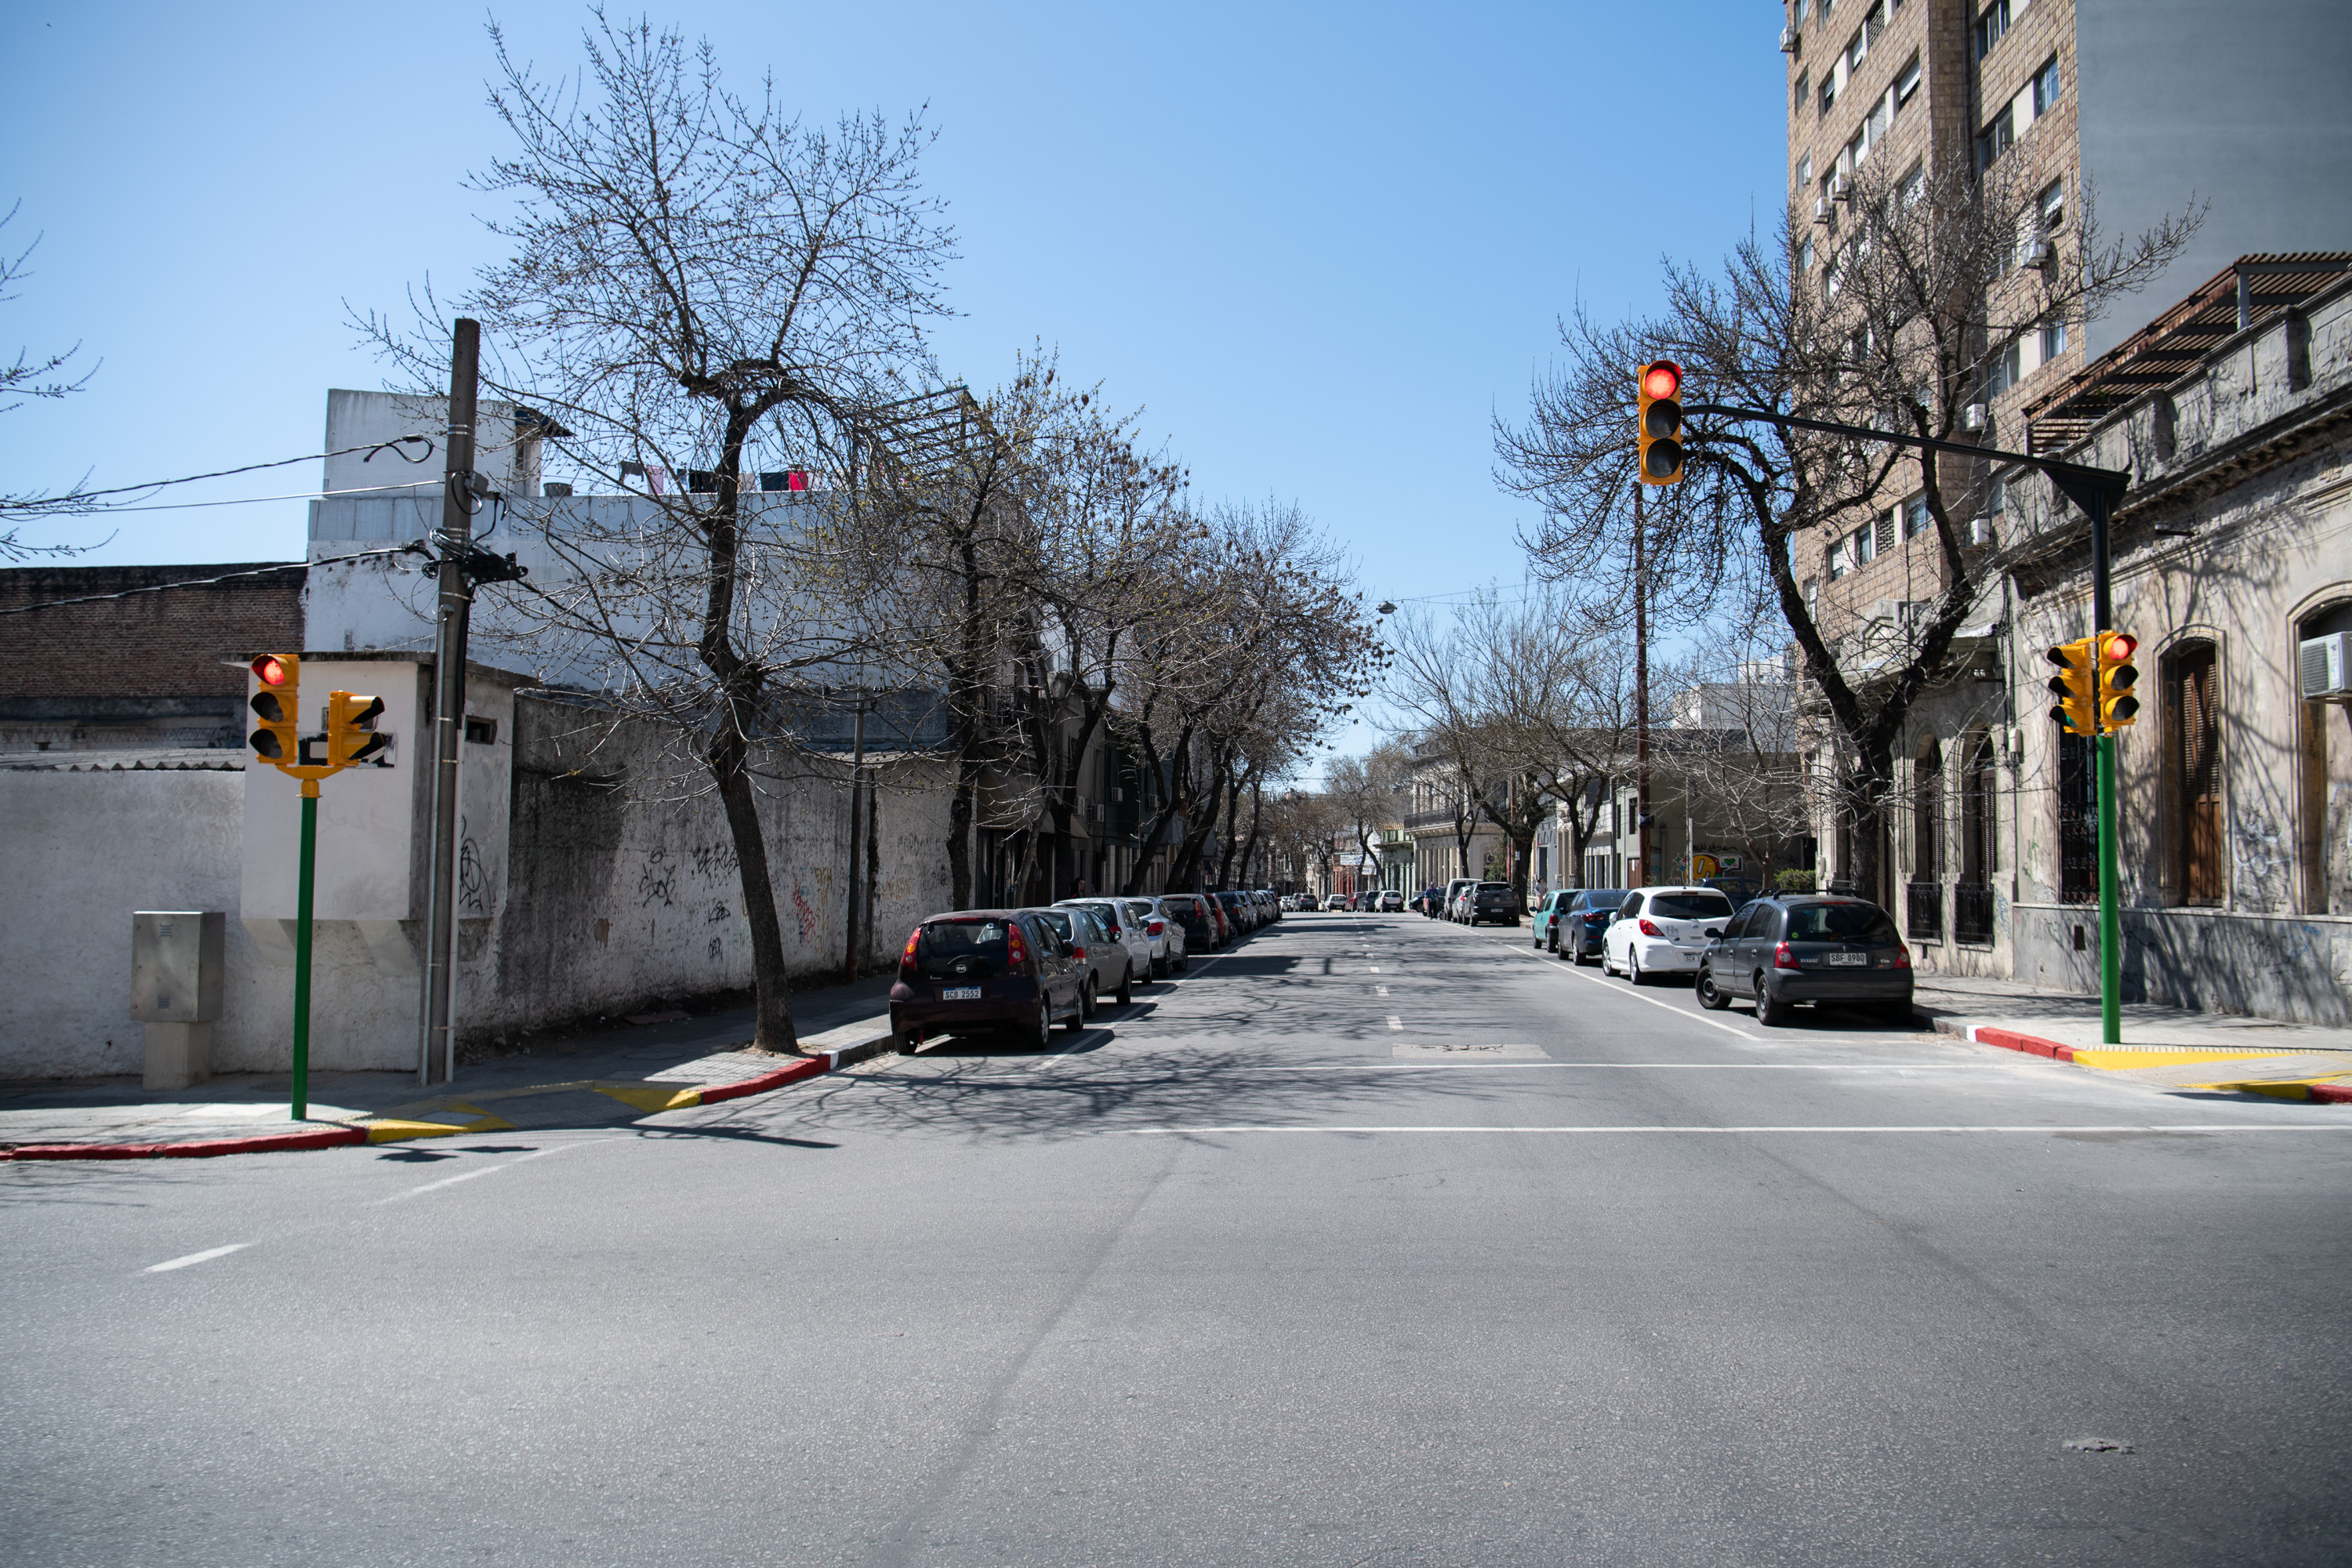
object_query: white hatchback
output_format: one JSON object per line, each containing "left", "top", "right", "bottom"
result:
{"left": 1056, "top": 898, "right": 1157, "bottom": 985}
{"left": 1601, "top": 886, "right": 1738, "bottom": 985}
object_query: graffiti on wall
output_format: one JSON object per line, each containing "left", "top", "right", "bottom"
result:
{"left": 637, "top": 846, "right": 677, "bottom": 909}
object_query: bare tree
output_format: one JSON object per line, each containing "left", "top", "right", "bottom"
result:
{"left": 1499, "top": 151, "right": 2198, "bottom": 900}
{"left": 0, "top": 202, "right": 100, "bottom": 559}
{"left": 359, "top": 12, "right": 953, "bottom": 1051}
{"left": 1323, "top": 740, "right": 1410, "bottom": 890}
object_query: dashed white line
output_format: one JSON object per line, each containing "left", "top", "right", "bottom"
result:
{"left": 1375, "top": 985, "right": 1389, "bottom": 996}
{"left": 374, "top": 1142, "right": 586, "bottom": 1204}
{"left": 1124, "top": 1123, "right": 2352, "bottom": 1137}
{"left": 1386, "top": 1015, "right": 1403, "bottom": 1031}
{"left": 144, "top": 1243, "right": 249, "bottom": 1274}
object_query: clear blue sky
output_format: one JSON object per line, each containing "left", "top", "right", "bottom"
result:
{"left": 2, "top": 0, "right": 1783, "bottom": 723}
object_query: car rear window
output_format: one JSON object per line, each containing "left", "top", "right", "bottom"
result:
{"left": 1122, "top": 900, "right": 1156, "bottom": 923}
{"left": 1650, "top": 892, "right": 1733, "bottom": 920}
{"left": 913, "top": 918, "right": 1010, "bottom": 978}
{"left": 1580, "top": 890, "right": 1627, "bottom": 910}
{"left": 1785, "top": 903, "right": 1900, "bottom": 943}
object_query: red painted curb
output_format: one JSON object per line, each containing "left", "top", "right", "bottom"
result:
{"left": 1975, "top": 1026, "right": 2073, "bottom": 1062}
{"left": 5, "top": 1127, "right": 368, "bottom": 1162}
{"left": 2313, "top": 1083, "right": 2352, "bottom": 1105}
{"left": 698, "top": 1055, "right": 827, "bottom": 1105}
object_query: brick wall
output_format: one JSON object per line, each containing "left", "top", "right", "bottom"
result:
{"left": 0, "top": 564, "right": 305, "bottom": 699}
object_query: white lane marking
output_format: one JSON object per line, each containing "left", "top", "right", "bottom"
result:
{"left": 1123, "top": 1123, "right": 2352, "bottom": 1136}
{"left": 1386, "top": 1015, "right": 1403, "bottom": 1031}
{"left": 1375, "top": 985, "right": 1389, "bottom": 996}
{"left": 144, "top": 1243, "right": 249, "bottom": 1274}
{"left": 1511, "top": 941, "right": 1762, "bottom": 1040}
{"left": 1218, "top": 1062, "right": 2014, "bottom": 1072}
{"left": 374, "top": 1142, "right": 585, "bottom": 1204}
{"left": 1369, "top": 966, "right": 1381, "bottom": 973}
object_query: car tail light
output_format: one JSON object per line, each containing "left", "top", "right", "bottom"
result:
{"left": 1638, "top": 917, "right": 1664, "bottom": 938}
{"left": 1147, "top": 920, "right": 1164, "bottom": 936}
{"left": 1007, "top": 924, "right": 1030, "bottom": 971}
{"left": 1072, "top": 946, "right": 1086, "bottom": 961}
{"left": 1890, "top": 945, "right": 1911, "bottom": 968}
{"left": 900, "top": 927, "right": 921, "bottom": 978}
{"left": 1774, "top": 941, "right": 1801, "bottom": 970}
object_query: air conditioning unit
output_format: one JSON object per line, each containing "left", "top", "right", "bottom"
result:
{"left": 1963, "top": 403, "right": 1988, "bottom": 431}
{"left": 2302, "top": 631, "right": 2352, "bottom": 700}
{"left": 2022, "top": 237, "right": 2055, "bottom": 267}
{"left": 1779, "top": 25, "right": 1799, "bottom": 52}
{"left": 1831, "top": 172, "right": 1853, "bottom": 201}
{"left": 1812, "top": 196, "right": 1831, "bottom": 224}
{"left": 1965, "top": 515, "right": 1996, "bottom": 548}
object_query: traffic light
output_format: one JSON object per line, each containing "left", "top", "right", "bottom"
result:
{"left": 325, "top": 691, "right": 389, "bottom": 766}
{"left": 1635, "top": 361, "right": 1686, "bottom": 485}
{"left": 249, "top": 654, "right": 301, "bottom": 763}
{"left": 2046, "top": 637, "right": 2096, "bottom": 735}
{"left": 2097, "top": 631, "right": 2140, "bottom": 729}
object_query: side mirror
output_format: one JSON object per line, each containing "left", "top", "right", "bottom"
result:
{"left": 1704, "top": 927, "right": 1724, "bottom": 939}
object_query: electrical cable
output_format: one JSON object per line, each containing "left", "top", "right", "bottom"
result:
{"left": 0, "top": 544, "right": 429, "bottom": 616}
{"left": 28, "top": 477, "right": 465, "bottom": 515}
{"left": 1, "top": 435, "right": 436, "bottom": 512}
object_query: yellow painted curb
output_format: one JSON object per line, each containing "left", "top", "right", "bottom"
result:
{"left": 593, "top": 1083, "right": 705, "bottom": 1113}
{"left": 2067, "top": 1047, "right": 2288, "bottom": 1072}
{"left": 360, "top": 1106, "right": 515, "bottom": 1143}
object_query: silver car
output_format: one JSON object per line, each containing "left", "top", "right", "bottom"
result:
{"left": 1054, "top": 898, "right": 1155, "bottom": 991}
{"left": 1147, "top": 897, "right": 1192, "bottom": 974}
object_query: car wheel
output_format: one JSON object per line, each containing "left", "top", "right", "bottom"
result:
{"left": 1573, "top": 945, "right": 1591, "bottom": 966}
{"left": 1178, "top": 953, "right": 1189, "bottom": 972}
{"left": 1756, "top": 974, "right": 1791, "bottom": 1027}
{"left": 1152, "top": 953, "right": 1167, "bottom": 979}
{"left": 1116, "top": 964, "right": 1135, "bottom": 1006}
{"left": 1697, "top": 969, "right": 1730, "bottom": 1011}
{"left": 1545, "top": 927, "right": 1558, "bottom": 954}
{"left": 1600, "top": 945, "right": 1617, "bottom": 976}
{"left": 1080, "top": 978, "right": 1098, "bottom": 1020}
{"left": 1028, "top": 997, "right": 1053, "bottom": 1048}
{"left": 894, "top": 1025, "right": 923, "bottom": 1055}
{"left": 1628, "top": 952, "right": 1645, "bottom": 986}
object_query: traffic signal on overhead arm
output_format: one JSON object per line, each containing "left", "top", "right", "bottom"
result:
{"left": 2045, "top": 637, "right": 2096, "bottom": 735}
{"left": 249, "top": 654, "right": 301, "bottom": 762}
{"left": 1635, "top": 361, "right": 1686, "bottom": 485}
{"left": 326, "top": 691, "right": 389, "bottom": 767}
{"left": 2097, "top": 631, "right": 2141, "bottom": 729}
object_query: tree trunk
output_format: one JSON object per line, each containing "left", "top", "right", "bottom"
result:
{"left": 947, "top": 771, "right": 975, "bottom": 909}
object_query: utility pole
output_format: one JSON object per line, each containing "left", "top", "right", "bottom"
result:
{"left": 419, "top": 318, "right": 480, "bottom": 1087}
{"left": 843, "top": 697, "right": 867, "bottom": 984}
{"left": 1633, "top": 484, "right": 1652, "bottom": 887}
{"left": 2088, "top": 488, "right": 2124, "bottom": 1046}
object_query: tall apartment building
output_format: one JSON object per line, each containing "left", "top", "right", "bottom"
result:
{"left": 1777, "top": 0, "right": 2352, "bottom": 1005}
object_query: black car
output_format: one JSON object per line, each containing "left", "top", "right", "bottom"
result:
{"left": 1695, "top": 895, "right": 1913, "bottom": 1026}
{"left": 1463, "top": 881, "right": 1523, "bottom": 927}
{"left": 889, "top": 909, "right": 1089, "bottom": 1051}
{"left": 1548, "top": 887, "right": 1628, "bottom": 964}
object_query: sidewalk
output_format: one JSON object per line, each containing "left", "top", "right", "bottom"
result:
{"left": 0, "top": 975, "right": 897, "bottom": 1156}
{"left": 1911, "top": 972, "right": 2352, "bottom": 1102}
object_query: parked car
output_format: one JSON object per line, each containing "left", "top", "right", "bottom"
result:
{"left": 1697, "top": 894, "right": 1914, "bottom": 1025}
{"left": 890, "top": 909, "right": 1087, "bottom": 1051}
{"left": 1377, "top": 888, "right": 1405, "bottom": 912}
{"left": 1203, "top": 893, "right": 1233, "bottom": 945}
{"left": 1137, "top": 898, "right": 1187, "bottom": 972}
{"left": 1324, "top": 893, "right": 1352, "bottom": 911}
{"left": 1216, "top": 891, "right": 1254, "bottom": 934}
{"left": 1600, "top": 886, "right": 1738, "bottom": 985}
{"left": 1028, "top": 906, "right": 1133, "bottom": 1014}
{"left": 1440, "top": 878, "right": 1477, "bottom": 922}
{"left": 1055, "top": 897, "right": 1156, "bottom": 988}
{"left": 1539, "top": 887, "right": 1628, "bottom": 964}
{"left": 1157, "top": 894, "right": 1214, "bottom": 960}
{"left": 1461, "top": 880, "right": 1523, "bottom": 927}
{"left": 1261, "top": 890, "right": 1283, "bottom": 921}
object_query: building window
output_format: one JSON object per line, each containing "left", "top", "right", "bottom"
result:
{"left": 1796, "top": 151, "right": 1813, "bottom": 190}
{"left": 1904, "top": 494, "right": 1932, "bottom": 538}
{"left": 1898, "top": 163, "right": 1925, "bottom": 208}
{"left": 1986, "top": 339, "right": 2023, "bottom": 398}
{"left": 1985, "top": 474, "right": 2008, "bottom": 516}
{"left": 2038, "top": 316, "right": 2069, "bottom": 364}
{"left": 1828, "top": 539, "right": 1850, "bottom": 580}
{"left": 1894, "top": 53, "right": 1921, "bottom": 106}
{"left": 1956, "top": 733, "right": 1996, "bottom": 942}
{"left": 1856, "top": 521, "right": 1880, "bottom": 566}
{"left": 2167, "top": 641, "right": 2223, "bottom": 905}
{"left": 1976, "top": 105, "right": 2013, "bottom": 169}
{"left": 1908, "top": 739, "right": 1944, "bottom": 939}
{"left": 1795, "top": 0, "right": 1811, "bottom": 22}
{"left": 1871, "top": 510, "right": 1896, "bottom": 557}
{"left": 2057, "top": 728, "right": 2096, "bottom": 904}
{"left": 1974, "top": 0, "right": 2009, "bottom": 60}
{"left": 1795, "top": 71, "right": 1810, "bottom": 115}
{"left": 2038, "top": 177, "right": 2065, "bottom": 233}
{"left": 1821, "top": 73, "right": 1838, "bottom": 114}
{"left": 2031, "top": 56, "right": 2064, "bottom": 116}
{"left": 1797, "top": 236, "right": 1815, "bottom": 273}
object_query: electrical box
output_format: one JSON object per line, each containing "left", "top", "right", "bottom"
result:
{"left": 132, "top": 911, "right": 225, "bottom": 1023}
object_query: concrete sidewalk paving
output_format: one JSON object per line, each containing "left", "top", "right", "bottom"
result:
{"left": 0, "top": 976, "right": 896, "bottom": 1155}
{"left": 1911, "top": 972, "right": 2352, "bottom": 1102}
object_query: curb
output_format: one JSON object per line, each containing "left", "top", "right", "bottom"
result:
{"left": 1930, "top": 1014, "right": 2352, "bottom": 1104}
{"left": 0, "top": 1031, "right": 895, "bottom": 1163}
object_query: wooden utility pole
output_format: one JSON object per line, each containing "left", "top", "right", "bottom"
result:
{"left": 419, "top": 318, "right": 479, "bottom": 1086}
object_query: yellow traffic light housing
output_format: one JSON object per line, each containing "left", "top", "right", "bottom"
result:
{"left": 249, "top": 654, "right": 302, "bottom": 763}
{"left": 1636, "top": 361, "right": 1686, "bottom": 485}
{"left": 326, "top": 691, "right": 390, "bottom": 767}
{"left": 2097, "top": 631, "right": 2140, "bottom": 729}
{"left": 2046, "top": 637, "right": 2096, "bottom": 735}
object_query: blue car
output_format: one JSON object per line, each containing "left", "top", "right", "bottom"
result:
{"left": 1537, "top": 887, "right": 1629, "bottom": 964}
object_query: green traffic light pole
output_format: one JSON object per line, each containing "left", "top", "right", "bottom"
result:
{"left": 292, "top": 776, "right": 319, "bottom": 1119}
{"left": 1680, "top": 401, "right": 2132, "bottom": 1044}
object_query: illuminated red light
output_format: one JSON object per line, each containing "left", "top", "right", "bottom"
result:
{"left": 2103, "top": 633, "right": 2138, "bottom": 661}
{"left": 1642, "top": 362, "right": 1682, "bottom": 401}
{"left": 252, "top": 655, "right": 290, "bottom": 687}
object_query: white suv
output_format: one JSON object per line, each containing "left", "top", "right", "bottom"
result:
{"left": 1601, "top": 886, "right": 1738, "bottom": 985}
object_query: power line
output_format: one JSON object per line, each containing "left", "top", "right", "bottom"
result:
{"left": 0, "top": 545, "right": 428, "bottom": 616}
{"left": 1, "top": 435, "right": 437, "bottom": 514}
{"left": 34, "top": 476, "right": 463, "bottom": 515}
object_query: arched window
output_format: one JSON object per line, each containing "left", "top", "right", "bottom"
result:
{"left": 2298, "top": 601, "right": 2352, "bottom": 913}
{"left": 1907, "top": 738, "right": 1944, "bottom": 938}
{"left": 2165, "top": 640, "right": 2222, "bottom": 906}
{"left": 1956, "top": 731, "right": 1996, "bottom": 944}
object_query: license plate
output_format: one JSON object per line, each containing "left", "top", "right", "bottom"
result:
{"left": 942, "top": 985, "right": 982, "bottom": 1000}
{"left": 1824, "top": 953, "right": 1867, "bottom": 967}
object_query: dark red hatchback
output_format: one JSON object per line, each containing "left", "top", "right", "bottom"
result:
{"left": 890, "top": 909, "right": 1087, "bottom": 1051}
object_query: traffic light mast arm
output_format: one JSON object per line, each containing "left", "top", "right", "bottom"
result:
{"left": 1678, "top": 402, "right": 2129, "bottom": 514}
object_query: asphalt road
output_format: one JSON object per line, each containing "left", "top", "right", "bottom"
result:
{"left": 7, "top": 912, "right": 2351, "bottom": 1566}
